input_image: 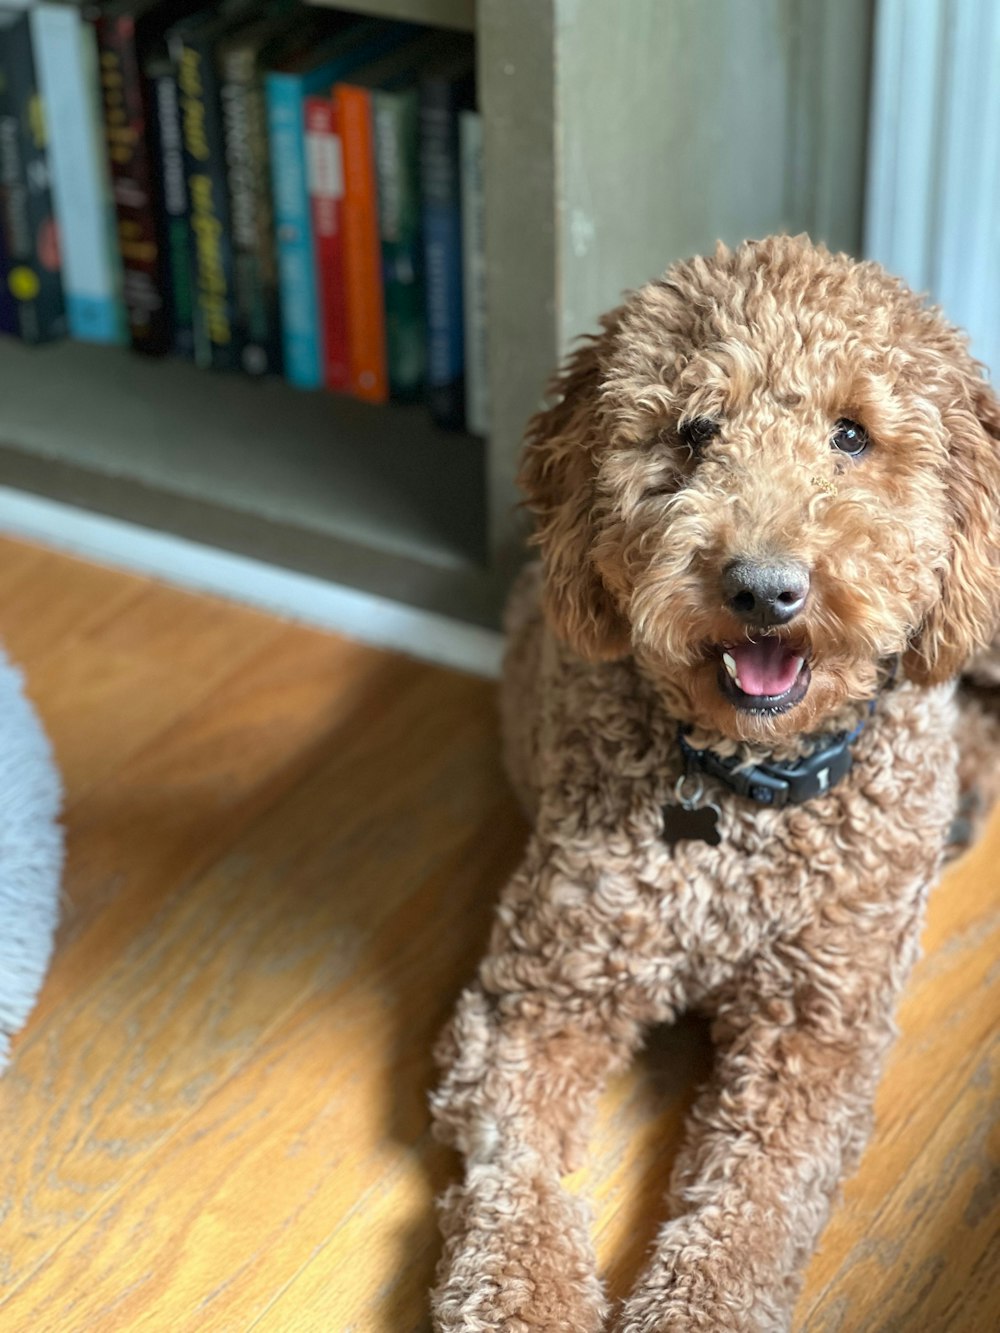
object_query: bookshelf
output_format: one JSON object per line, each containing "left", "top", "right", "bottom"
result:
{"left": 314, "top": 0, "right": 475, "bottom": 31}
{"left": 0, "top": 0, "right": 873, "bottom": 634}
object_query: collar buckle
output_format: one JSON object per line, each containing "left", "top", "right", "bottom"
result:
{"left": 678, "top": 725, "right": 863, "bottom": 809}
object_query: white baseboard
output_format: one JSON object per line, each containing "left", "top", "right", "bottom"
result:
{"left": 0, "top": 487, "right": 504, "bottom": 679}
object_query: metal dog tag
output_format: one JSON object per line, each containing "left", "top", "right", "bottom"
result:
{"left": 661, "top": 772, "right": 722, "bottom": 847}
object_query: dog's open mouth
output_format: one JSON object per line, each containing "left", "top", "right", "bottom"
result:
{"left": 716, "top": 638, "right": 811, "bottom": 713}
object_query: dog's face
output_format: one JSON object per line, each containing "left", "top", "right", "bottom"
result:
{"left": 521, "top": 237, "right": 1000, "bottom": 743}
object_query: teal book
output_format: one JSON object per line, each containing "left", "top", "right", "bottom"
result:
{"left": 373, "top": 85, "right": 423, "bottom": 398}
{"left": 265, "top": 18, "right": 415, "bottom": 389}
{"left": 367, "top": 31, "right": 461, "bottom": 399}
{"left": 30, "top": 3, "right": 126, "bottom": 344}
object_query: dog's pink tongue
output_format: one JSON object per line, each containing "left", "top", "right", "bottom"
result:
{"left": 731, "top": 640, "right": 801, "bottom": 696}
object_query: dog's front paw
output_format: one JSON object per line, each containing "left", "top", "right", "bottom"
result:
{"left": 614, "top": 1215, "right": 792, "bottom": 1333}
{"left": 432, "top": 1160, "right": 605, "bottom": 1333}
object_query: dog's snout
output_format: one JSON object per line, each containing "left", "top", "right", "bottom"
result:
{"left": 723, "top": 559, "right": 810, "bottom": 627}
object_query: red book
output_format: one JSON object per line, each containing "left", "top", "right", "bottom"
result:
{"left": 334, "top": 81, "right": 388, "bottom": 404}
{"left": 305, "top": 95, "right": 349, "bottom": 391}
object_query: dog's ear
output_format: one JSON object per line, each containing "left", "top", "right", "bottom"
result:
{"left": 518, "top": 313, "right": 631, "bottom": 660}
{"left": 904, "top": 371, "right": 1000, "bottom": 685}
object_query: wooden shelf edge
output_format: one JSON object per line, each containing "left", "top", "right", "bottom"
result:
{"left": 304, "top": 0, "right": 475, "bottom": 33}
{"left": 0, "top": 443, "right": 507, "bottom": 629}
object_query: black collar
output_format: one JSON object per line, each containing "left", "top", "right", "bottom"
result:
{"left": 677, "top": 710, "right": 871, "bottom": 810}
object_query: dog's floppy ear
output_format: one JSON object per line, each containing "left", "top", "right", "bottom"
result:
{"left": 518, "top": 312, "right": 631, "bottom": 660}
{"left": 904, "top": 371, "right": 1000, "bottom": 685}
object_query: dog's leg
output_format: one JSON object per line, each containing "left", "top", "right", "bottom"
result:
{"left": 430, "top": 953, "right": 647, "bottom": 1332}
{"left": 950, "top": 681, "right": 1000, "bottom": 856}
{"left": 614, "top": 933, "right": 913, "bottom": 1333}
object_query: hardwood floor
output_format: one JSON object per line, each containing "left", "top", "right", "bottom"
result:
{"left": 0, "top": 538, "right": 995, "bottom": 1332}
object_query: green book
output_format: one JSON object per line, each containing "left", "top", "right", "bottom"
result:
{"left": 371, "top": 75, "right": 424, "bottom": 398}
{"left": 364, "top": 31, "right": 465, "bottom": 399}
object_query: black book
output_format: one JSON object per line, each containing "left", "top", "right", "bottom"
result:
{"left": 145, "top": 51, "right": 196, "bottom": 359}
{"left": 168, "top": 0, "right": 263, "bottom": 372}
{"left": 217, "top": 8, "right": 303, "bottom": 379}
{"left": 419, "top": 42, "right": 475, "bottom": 429}
{"left": 0, "top": 218, "right": 16, "bottom": 335}
{"left": 91, "top": 0, "right": 207, "bottom": 355}
{"left": 0, "top": 7, "right": 66, "bottom": 344}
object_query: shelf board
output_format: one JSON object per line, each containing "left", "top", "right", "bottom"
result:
{"left": 0, "top": 340, "right": 505, "bottom": 624}
{"left": 304, "top": 0, "right": 475, "bottom": 32}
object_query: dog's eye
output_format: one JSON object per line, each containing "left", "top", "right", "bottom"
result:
{"left": 831, "top": 418, "right": 870, "bottom": 457}
{"left": 678, "top": 417, "right": 720, "bottom": 451}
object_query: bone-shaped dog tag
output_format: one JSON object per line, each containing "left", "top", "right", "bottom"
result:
{"left": 661, "top": 802, "right": 722, "bottom": 846}
{"left": 661, "top": 769, "right": 722, "bottom": 846}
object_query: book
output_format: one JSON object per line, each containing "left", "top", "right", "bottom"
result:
{"left": 30, "top": 3, "right": 125, "bottom": 345}
{"left": 0, "top": 7, "right": 66, "bottom": 344}
{"left": 372, "top": 78, "right": 424, "bottom": 401}
{"left": 145, "top": 52, "right": 195, "bottom": 358}
{"left": 265, "top": 18, "right": 414, "bottom": 390}
{"left": 459, "top": 108, "right": 488, "bottom": 436}
{"left": 334, "top": 30, "right": 450, "bottom": 402}
{"left": 419, "top": 43, "right": 475, "bottom": 428}
{"left": 0, "top": 221, "right": 16, "bottom": 335}
{"left": 217, "top": 9, "right": 298, "bottom": 379}
{"left": 169, "top": 1, "right": 262, "bottom": 371}
{"left": 334, "top": 77, "right": 384, "bottom": 402}
{"left": 93, "top": 0, "right": 205, "bottom": 355}
{"left": 304, "top": 94, "right": 348, "bottom": 390}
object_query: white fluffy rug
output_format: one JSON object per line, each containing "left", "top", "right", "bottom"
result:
{"left": 0, "top": 650, "right": 62, "bottom": 1069}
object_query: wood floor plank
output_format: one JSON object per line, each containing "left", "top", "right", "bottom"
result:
{"left": 0, "top": 668, "right": 519, "bottom": 1328}
{"left": 0, "top": 543, "right": 147, "bottom": 668}
{"left": 27, "top": 583, "right": 284, "bottom": 806}
{"left": 16, "top": 628, "right": 402, "bottom": 1032}
{"left": 801, "top": 1042, "right": 998, "bottom": 1332}
{"left": 0, "top": 538, "right": 47, "bottom": 600}
{"left": 795, "top": 814, "right": 1000, "bottom": 1329}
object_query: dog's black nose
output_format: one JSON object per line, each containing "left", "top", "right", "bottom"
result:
{"left": 723, "top": 559, "right": 810, "bottom": 627}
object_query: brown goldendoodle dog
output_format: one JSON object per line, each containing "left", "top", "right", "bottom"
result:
{"left": 430, "top": 235, "right": 1000, "bottom": 1331}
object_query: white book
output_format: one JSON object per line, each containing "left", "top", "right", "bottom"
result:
{"left": 459, "top": 109, "right": 489, "bottom": 438}
{"left": 29, "top": 3, "right": 125, "bottom": 344}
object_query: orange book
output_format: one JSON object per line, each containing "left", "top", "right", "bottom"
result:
{"left": 334, "top": 82, "right": 388, "bottom": 404}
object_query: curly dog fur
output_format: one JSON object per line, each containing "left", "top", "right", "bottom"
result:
{"left": 429, "top": 236, "right": 1000, "bottom": 1331}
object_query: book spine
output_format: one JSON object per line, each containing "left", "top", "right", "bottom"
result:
{"left": 0, "top": 223, "right": 17, "bottom": 335}
{"left": 221, "top": 46, "right": 282, "bottom": 377}
{"left": 148, "top": 63, "right": 195, "bottom": 359}
{"left": 0, "top": 14, "right": 66, "bottom": 344}
{"left": 82, "top": 21, "right": 129, "bottom": 345}
{"left": 95, "top": 13, "right": 172, "bottom": 354}
{"left": 336, "top": 82, "right": 387, "bottom": 405}
{"left": 459, "top": 110, "right": 488, "bottom": 436}
{"left": 372, "top": 86, "right": 424, "bottom": 401}
{"left": 266, "top": 71, "right": 322, "bottom": 389}
{"left": 174, "top": 31, "right": 239, "bottom": 371}
{"left": 31, "top": 5, "right": 125, "bottom": 345}
{"left": 305, "top": 95, "right": 349, "bottom": 391}
{"left": 420, "top": 75, "right": 466, "bottom": 429}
